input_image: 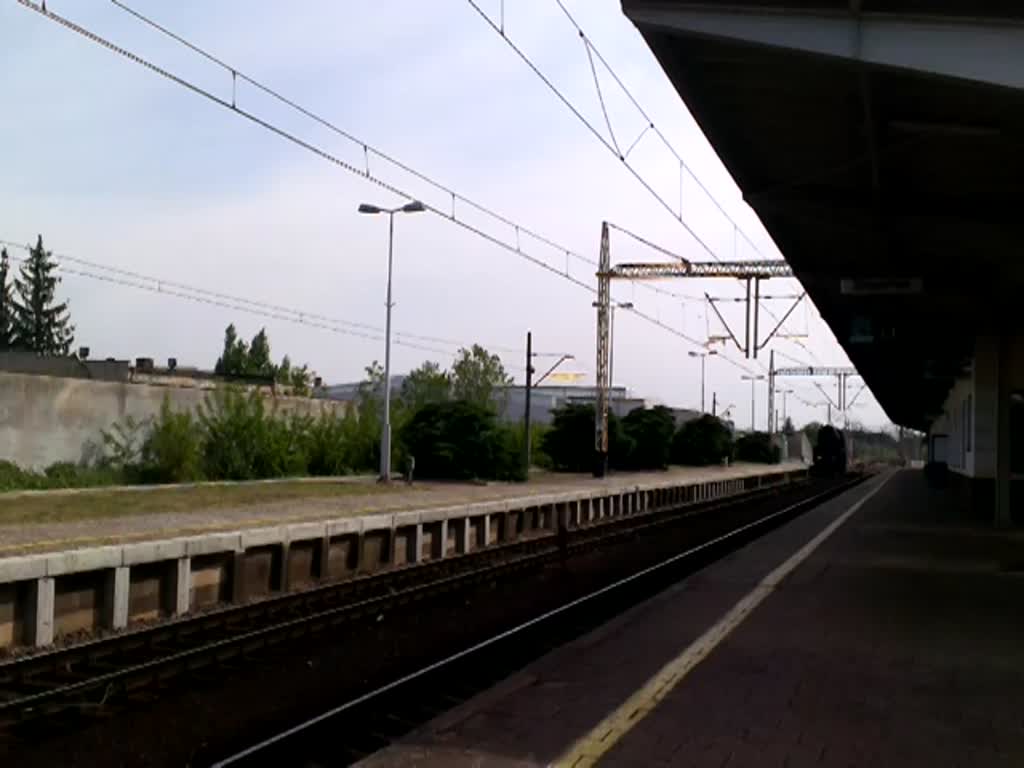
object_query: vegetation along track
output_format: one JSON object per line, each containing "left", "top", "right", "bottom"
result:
{"left": 0, "top": 473, "right": 863, "bottom": 757}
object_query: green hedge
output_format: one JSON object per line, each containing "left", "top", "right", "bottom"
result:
{"left": 734, "top": 431, "right": 780, "bottom": 464}
{"left": 672, "top": 415, "right": 733, "bottom": 466}
{"left": 399, "top": 400, "right": 524, "bottom": 481}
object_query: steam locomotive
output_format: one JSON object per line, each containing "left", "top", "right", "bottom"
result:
{"left": 811, "top": 425, "right": 847, "bottom": 477}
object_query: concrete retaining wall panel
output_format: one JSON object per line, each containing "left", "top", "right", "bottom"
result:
{"left": 241, "top": 546, "right": 281, "bottom": 598}
{"left": 128, "top": 562, "right": 171, "bottom": 624}
{"left": 190, "top": 554, "right": 232, "bottom": 610}
{"left": 0, "top": 582, "right": 29, "bottom": 648}
{"left": 327, "top": 534, "right": 359, "bottom": 579}
{"left": 54, "top": 571, "right": 107, "bottom": 638}
{"left": 286, "top": 540, "right": 320, "bottom": 588}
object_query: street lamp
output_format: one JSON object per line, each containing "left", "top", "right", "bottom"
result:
{"left": 358, "top": 199, "right": 426, "bottom": 481}
{"left": 740, "top": 374, "right": 766, "bottom": 432}
{"left": 688, "top": 349, "right": 718, "bottom": 413}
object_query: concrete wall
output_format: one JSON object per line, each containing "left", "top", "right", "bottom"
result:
{"left": 933, "top": 335, "right": 1024, "bottom": 480}
{"left": 0, "top": 371, "right": 346, "bottom": 470}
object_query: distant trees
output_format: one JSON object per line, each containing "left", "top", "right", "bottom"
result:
{"left": 400, "top": 360, "right": 451, "bottom": 410}
{"left": 214, "top": 323, "right": 312, "bottom": 394}
{"left": 450, "top": 344, "right": 512, "bottom": 409}
{"left": 10, "top": 235, "right": 74, "bottom": 355}
{"left": 0, "top": 248, "right": 13, "bottom": 349}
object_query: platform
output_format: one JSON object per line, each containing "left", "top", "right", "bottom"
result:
{"left": 0, "top": 462, "right": 802, "bottom": 557}
{"left": 360, "top": 469, "right": 1024, "bottom": 767}
{"left": 0, "top": 462, "right": 806, "bottom": 650}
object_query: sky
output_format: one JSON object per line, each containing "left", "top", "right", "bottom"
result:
{"left": 1, "top": 0, "right": 891, "bottom": 431}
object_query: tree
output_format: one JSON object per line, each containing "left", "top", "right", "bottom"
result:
{"left": 276, "top": 354, "right": 312, "bottom": 396}
{"left": 450, "top": 344, "right": 512, "bottom": 410}
{"left": 672, "top": 414, "right": 733, "bottom": 466}
{"left": 215, "top": 323, "right": 249, "bottom": 376}
{"left": 11, "top": 235, "right": 74, "bottom": 355}
{"left": 247, "top": 328, "right": 273, "bottom": 377}
{"left": 399, "top": 400, "right": 523, "bottom": 481}
{"left": 0, "top": 248, "right": 13, "bottom": 350}
{"left": 782, "top": 416, "right": 796, "bottom": 435}
{"left": 542, "top": 403, "right": 629, "bottom": 473}
{"left": 735, "top": 432, "right": 781, "bottom": 464}
{"left": 618, "top": 406, "right": 676, "bottom": 470}
{"left": 401, "top": 361, "right": 450, "bottom": 410}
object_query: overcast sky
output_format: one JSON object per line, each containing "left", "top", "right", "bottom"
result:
{"left": 2, "top": 0, "right": 890, "bottom": 430}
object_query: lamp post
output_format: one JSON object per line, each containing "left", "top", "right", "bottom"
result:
{"left": 740, "top": 374, "right": 766, "bottom": 432}
{"left": 688, "top": 350, "right": 718, "bottom": 413}
{"left": 358, "top": 199, "right": 425, "bottom": 481}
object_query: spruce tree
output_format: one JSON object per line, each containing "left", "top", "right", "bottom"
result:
{"left": 12, "top": 236, "right": 74, "bottom": 355}
{"left": 0, "top": 248, "right": 13, "bottom": 349}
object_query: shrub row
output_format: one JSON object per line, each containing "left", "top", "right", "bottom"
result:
{"left": 102, "top": 390, "right": 381, "bottom": 484}
{"left": 542, "top": 404, "right": 778, "bottom": 472}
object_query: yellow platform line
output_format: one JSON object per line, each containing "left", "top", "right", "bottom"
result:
{"left": 552, "top": 471, "right": 896, "bottom": 768}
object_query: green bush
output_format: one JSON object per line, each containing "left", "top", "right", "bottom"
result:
{"left": 0, "top": 460, "right": 36, "bottom": 491}
{"left": 542, "top": 403, "right": 596, "bottom": 473}
{"left": 541, "top": 403, "right": 630, "bottom": 473}
{"left": 140, "top": 397, "right": 204, "bottom": 483}
{"left": 305, "top": 412, "right": 352, "bottom": 476}
{"left": 672, "top": 415, "right": 734, "bottom": 466}
{"left": 197, "top": 388, "right": 310, "bottom": 480}
{"left": 101, "top": 415, "right": 147, "bottom": 471}
{"left": 617, "top": 406, "right": 675, "bottom": 470}
{"left": 0, "top": 460, "right": 122, "bottom": 491}
{"left": 734, "top": 431, "right": 781, "bottom": 464}
{"left": 399, "top": 400, "right": 524, "bottom": 482}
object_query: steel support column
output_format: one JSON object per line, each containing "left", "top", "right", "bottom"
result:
{"left": 594, "top": 222, "right": 611, "bottom": 477}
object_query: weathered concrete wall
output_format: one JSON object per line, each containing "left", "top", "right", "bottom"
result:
{"left": 0, "top": 371, "right": 346, "bottom": 470}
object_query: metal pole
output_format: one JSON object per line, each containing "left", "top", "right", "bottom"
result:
{"left": 750, "top": 378, "right": 756, "bottom": 432}
{"left": 768, "top": 349, "right": 775, "bottom": 434}
{"left": 380, "top": 212, "right": 395, "bottom": 481}
{"left": 744, "top": 278, "right": 752, "bottom": 358}
{"left": 712, "top": 391, "right": 717, "bottom": 417}
{"left": 609, "top": 306, "right": 616, "bottom": 394}
{"left": 524, "top": 331, "right": 533, "bottom": 475}
{"left": 594, "top": 222, "right": 611, "bottom": 478}
{"left": 700, "top": 355, "right": 706, "bottom": 413}
{"left": 752, "top": 277, "right": 761, "bottom": 359}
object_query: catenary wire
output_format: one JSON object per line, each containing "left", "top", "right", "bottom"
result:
{"left": 106, "top": 0, "right": 686, "bottom": 306}
{"left": 463, "top": 0, "right": 723, "bottom": 263}
{"left": 548, "top": 0, "right": 777, "bottom": 262}
{"left": 13, "top": 0, "right": 758, "bottom": 377}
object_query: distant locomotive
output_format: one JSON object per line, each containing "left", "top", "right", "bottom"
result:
{"left": 812, "top": 425, "right": 847, "bottom": 477}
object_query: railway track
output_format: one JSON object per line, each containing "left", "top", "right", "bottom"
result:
{"left": 209, "top": 472, "right": 867, "bottom": 767}
{"left": 0, "top": 473, "right": 861, "bottom": 760}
